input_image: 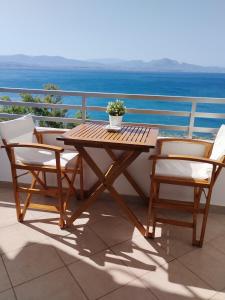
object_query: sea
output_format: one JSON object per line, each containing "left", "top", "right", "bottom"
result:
{"left": 1, "top": 68, "right": 225, "bottom": 136}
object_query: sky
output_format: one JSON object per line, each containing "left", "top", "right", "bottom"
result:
{"left": 0, "top": 0, "right": 225, "bottom": 66}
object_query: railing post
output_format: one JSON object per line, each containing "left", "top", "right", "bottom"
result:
{"left": 81, "top": 96, "right": 86, "bottom": 123}
{"left": 188, "top": 101, "right": 196, "bottom": 138}
{"left": 34, "top": 117, "right": 40, "bottom": 127}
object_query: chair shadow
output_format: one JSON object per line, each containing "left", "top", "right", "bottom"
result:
{"left": 0, "top": 239, "right": 207, "bottom": 300}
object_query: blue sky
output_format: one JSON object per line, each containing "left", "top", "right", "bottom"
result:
{"left": 0, "top": 0, "right": 225, "bottom": 66}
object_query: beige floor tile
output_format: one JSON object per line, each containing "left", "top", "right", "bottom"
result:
{"left": 141, "top": 260, "right": 215, "bottom": 300}
{"left": 210, "top": 290, "right": 225, "bottom": 300}
{"left": 3, "top": 243, "right": 64, "bottom": 286}
{"left": 90, "top": 215, "right": 135, "bottom": 247}
{"left": 201, "top": 216, "right": 225, "bottom": 243}
{"left": 178, "top": 243, "right": 225, "bottom": 291}
{"left": 29, "top": 209, "right": 59, "bottom": 221}
{"left": 14, "top": 267, "right": 86, "bottom": 300}
{"left": 147, "top": 212, "right": 225, "bottom": 258}
{"left": 69, "top": 249, "right": 138, "bottom": 300}
{"left": 47, "top": 226, "right": 107, "bottom": 265}
{"left": 0, "top": 200, "right": 58, "bottom": 228}
{"left": 0, "top": 223, "right": 48, "bottom": 255}
{"left": 66, "top": 211, "right": 92, "bottom": 227}
{"left": 111, "top": 233, "right": 173, "bottom": 277}
{"left": 100, "top": 277, "right": 157, "bottom": 300}
{"left": 0, "top": 289, "right": 16, "bottom": 300}
{"left": 0, "top": 206, "right": 17, "bottom": 228}
{"left": 24, "top": 215, "right": 72, "bottom": 238}
{"left": 152, "top": 224, "right": 197, "bottom": 258}
{"left": 209, "top": 234, "right": 225, "bottom": 255}
{"left": 0, "top": 257, "right": 11, "bottom": 293}
{"left": 87, "top": 197, "right": 122, "bottom": 217}
{"left": 23, "top": 196, "right": 72, "bottom": 236}
{"left": 147, "top": 210, "right": 225, "bottom": 245}
{"left": 0, "top": 188, "right": 14, "bottom": 203}
{"left": 69, "top": 197, "right": 122, "bottom": 227}
{"left": 119, "top": 201, "right": 148, "bottom": 225}
{"left": 209, "top": 212, "right": 225, "bottom": 227}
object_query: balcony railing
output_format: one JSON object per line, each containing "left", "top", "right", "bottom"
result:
{"left": 0, "top": 87, "right": 225, "bottom": 138}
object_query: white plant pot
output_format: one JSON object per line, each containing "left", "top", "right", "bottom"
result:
{"left": 109, "top": 115, "right": 123, "bottom": 127}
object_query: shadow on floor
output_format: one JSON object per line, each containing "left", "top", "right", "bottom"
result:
{"left": 0, "top": 188, "right": 222, "bottom": 299}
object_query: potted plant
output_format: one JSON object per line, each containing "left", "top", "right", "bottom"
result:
{"left": 106, "top": 99, "right": 126, "bottom": 127}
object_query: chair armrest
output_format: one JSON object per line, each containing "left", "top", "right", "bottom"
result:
{"left": 149, "top": 154, "right": 225, "bottom": 168}
{"left": 2, "top": 143, "right": 64, "bottom": 153}
{"left": 35, "top": 129, "right": 67, "bottom": 135}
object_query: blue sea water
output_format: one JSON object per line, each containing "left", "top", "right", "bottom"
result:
{"left": 0, "top": 68, "right": 225, "bottom": 132}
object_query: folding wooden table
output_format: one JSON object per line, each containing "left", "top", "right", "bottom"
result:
{"left": 59, "top": 122, "right": 158, "bottom": 236}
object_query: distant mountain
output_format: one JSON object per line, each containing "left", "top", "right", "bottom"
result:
{"left": 0, "top": 54, "right": 102, "bottom": 69}
{"left": 0, "top": 54, "right": 225, "bottom": 73}
{"left": 88, "top": 58, "right": 126, "bottom": 65}
{"left": 89, "top": 58, "right": 225, "bottom": 73}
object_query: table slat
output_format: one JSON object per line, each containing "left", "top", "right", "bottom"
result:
{"left": 59, "top": 122, "right": 158, "bottom": 150}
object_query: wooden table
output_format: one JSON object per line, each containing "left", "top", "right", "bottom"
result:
{"left": 59, "top": 122, "right": 158, "bottom": 236}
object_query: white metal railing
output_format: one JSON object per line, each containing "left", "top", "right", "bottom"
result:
{"left": 0, "top": 87, "right": 225, "bottom": 138}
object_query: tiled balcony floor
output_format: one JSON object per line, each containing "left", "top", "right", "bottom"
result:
{"left": 0, "top": 186, "right": 225, "bottom": 300}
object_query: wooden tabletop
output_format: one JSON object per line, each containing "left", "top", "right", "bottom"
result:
{"left": 59, "top": 122, "right": 158, "bottom": 151}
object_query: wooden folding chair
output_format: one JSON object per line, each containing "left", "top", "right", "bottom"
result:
{"left": 146, "top": 126, "right": 225, "bottom": 247}
{"left": 0, "top": 115, "right": 83, "bottom": 228}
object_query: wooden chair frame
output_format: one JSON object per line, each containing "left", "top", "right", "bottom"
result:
{"left": 2, "top": 128, "right": 83, "bottom": 228}
{"left": 146, "top": 138, "right": 225, "bottom": 247}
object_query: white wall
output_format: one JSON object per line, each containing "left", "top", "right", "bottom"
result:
{"left": 1, "top": 131, "right": 225, "bottom": 207}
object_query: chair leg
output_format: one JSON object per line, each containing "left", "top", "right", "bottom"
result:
{"left": 20, "top": 175, "right": 37, "bottom": 221}
{"left": 192, "top": 187, "right": 202, "bottom": 246}
{"left": 42, "top": 171, "right": 47, "bottom": 187}
{"left": 31, "top": 170, "right": 47, "bottom": 190}
{"left": 79, "top": 157, "right": 84, "bottom": 201}
{"left": 198, "top": 187, "right": 213, "bottom": 247}
{"left": 56, "top": 154, "right": 65, "bottom": 229}
{"left": 57, "top": 175, "right": 65, "bottom": 228}
{"left": 191, "top": 186, "right": 212, "bottom": 247}
{"left": 146, "top": 180, "right": 157, "bottom": 238}
{"left": 63, "top": 170, "right": 78, "bottom": 211}
{"left": 11, "top": 166, "right": 23, "bottom": 222}
{"left": 152, "top": 182, "right": 159, "bottom": 237}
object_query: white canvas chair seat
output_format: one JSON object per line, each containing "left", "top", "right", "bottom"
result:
{"left": 155, "top": 159, "right": 213, "bottom": 180}
{"left": 16, "top": 148, "right": 79, "bottom": 169}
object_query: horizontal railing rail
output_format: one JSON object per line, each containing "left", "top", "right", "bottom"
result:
{"left": 0, "top": 87, "right": 225, "bottom": 138}
{"left": 0, "top": 100, "right": 82, "bottom": 110}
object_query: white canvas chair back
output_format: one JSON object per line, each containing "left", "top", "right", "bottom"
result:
{"left": 0, "top": 115, "right": 37, "bottom": 162}
{"left": 210, "top": 125, "right": 225, "bottom": 161}
{"left": 0, "top": 114, "right": 36, "bottom": 144}
{"left": 160, "top": 140, "right": 207, "bottom": 157}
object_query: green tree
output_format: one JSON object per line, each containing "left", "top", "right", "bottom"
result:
{"left": 37, "top": 83, "right": 67, "bottom": 128}
{"left": 0, "top": 84, "right": 74, "bottom": 128}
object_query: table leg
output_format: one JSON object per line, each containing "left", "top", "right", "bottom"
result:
{"left": 105, "top": 147, "right": 147, "bottom": 203}
{"left": 68, "top": 146, "right": 146, "bottom": 235}
{"left": 107, "top": 185, "right": 146, "bottom": 235}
